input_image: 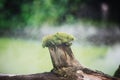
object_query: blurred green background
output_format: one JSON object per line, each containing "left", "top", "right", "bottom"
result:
{"left": 0, "top": 0, "right": 120, "bottom": 76}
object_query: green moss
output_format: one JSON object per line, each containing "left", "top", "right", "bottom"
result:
{"left": 42, "top": 32, "right": 75, "bottom": 48}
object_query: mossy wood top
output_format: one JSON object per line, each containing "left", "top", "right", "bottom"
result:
{"left": 42, "top": 32, "right": 74, "bottom": 48}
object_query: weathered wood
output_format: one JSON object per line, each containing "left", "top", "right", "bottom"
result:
{"left": 0, "top": 68, "right": 119, "bottom": 80}
{"left": 0, "top": 32, "right": 119, "bottom": 80}
{"left": 48, "top": 45, "right": 82, "bottom": 69}
{"left": 0, "top": 72, "right": 67, "bottom": 80}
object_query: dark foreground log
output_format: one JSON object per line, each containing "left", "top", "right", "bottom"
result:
{"left": 0, "top": 68, "right": 119, "bottom": 80}
{"left": 0, "top": 72, "right": 67, "bottom": 80}
{"left": 0, "top": 32, "right": 120, "bottom": 80}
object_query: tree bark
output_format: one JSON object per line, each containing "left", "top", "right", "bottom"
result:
{"left": 0, "top": 72, "right": 67, "bottom": 80}
{"left": 48, "top": 45, "right": 82, "bottom": 69}
{"left": 0, "top": 43, "right": 119, "bottom": 80}
{"left": 47, "top": 44, "right": 119, "bottom": 80}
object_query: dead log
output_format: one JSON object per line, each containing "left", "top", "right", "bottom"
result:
{"left": 0, "top": 32, "right": 119, "bottom": 80}
{"left": 0, "top": 72, "right": 68, "bottom": 80}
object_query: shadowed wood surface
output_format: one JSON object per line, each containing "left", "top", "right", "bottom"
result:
{"left": 0, "top": 72, "right": 67, "bottom": 80}
{"left": 0, "top": 68, "right": 119, "bottom": 80}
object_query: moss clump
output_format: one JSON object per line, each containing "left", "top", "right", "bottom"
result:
{"left": 42, "top": 32, "right": 75, "bottom": 48}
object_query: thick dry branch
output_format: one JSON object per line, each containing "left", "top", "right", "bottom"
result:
{"left": 0, "top": 72, "right": 67, "bottom": 80}
{"left": 0, "top": 68, "right": 119, "bottom": 80}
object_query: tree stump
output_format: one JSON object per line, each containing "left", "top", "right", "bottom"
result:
{"left": 48, "top": 45, "right": 82, "bottom": 69}
{"left": 42, "top": 32, "right": 119, "bottom": 80}
{"left": 0, "top": 32, "right": 119, "bottom": 80}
